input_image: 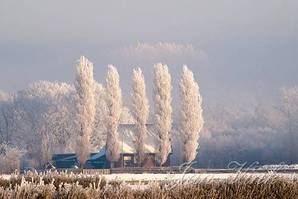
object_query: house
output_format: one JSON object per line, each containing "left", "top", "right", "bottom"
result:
{"left": 52, "top": 124, "right": 171, "bottom": 169}
{"left": 52, "top": 148, "right": 109, "bottom": 169}
{"left": 114, "top": 124, "right": 171, "bottom": 167}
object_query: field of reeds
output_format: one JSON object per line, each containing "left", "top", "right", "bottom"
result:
{"left": 0, "top": 171, "right": 297, "bottom": 199}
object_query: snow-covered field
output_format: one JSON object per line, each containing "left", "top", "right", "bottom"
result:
{"left": 0, "top": 174, "right": 11, "bottom": 180}
{"left": 2, "top": 172, "right": 296, "bottom": 183}
{"left": 259, "top": 164, "right": 298, "bottom": 170}
{"left": 0, "top": 172, "right": 297, "bottom": 198}
{"left": 102, "top": 173, "right": 298, "bottom": 182}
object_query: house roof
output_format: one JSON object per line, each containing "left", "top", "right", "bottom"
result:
{"left": 89, "top": 147, "right": 106, "bottom": 160}
{"left": 104, "top": 123, "right": 158, "bottom": 154}
{"left": 98, "top": 123, "right": 178, "bottom": 155}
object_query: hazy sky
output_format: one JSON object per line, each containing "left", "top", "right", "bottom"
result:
{"left": 0, "top": 0, "right": 297, "bottom": 104}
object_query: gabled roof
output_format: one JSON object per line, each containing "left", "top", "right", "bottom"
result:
{"left": 116, "top": 123, "right": 158, "bottom": 154}
{"left": 89, "top": 147, "right": 106, "bottom": 160}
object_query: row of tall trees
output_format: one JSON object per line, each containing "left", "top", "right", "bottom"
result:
{"left": 0, "top": 56, "right": 204, "bottom": 168}
{"left": 1, "top": 57, "right": 298, "bottom": 169}
{"left": 74, "top": 57, "right": 204, "bottom": 166}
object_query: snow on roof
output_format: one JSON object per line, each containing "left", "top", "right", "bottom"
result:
{"left": 117, "top": 123, "right": 158, "bottom": 154}
{"left": 90, "top": 147, "right": 106, "bottom": 160}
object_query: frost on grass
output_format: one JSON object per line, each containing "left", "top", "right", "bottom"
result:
{"left": 0, "top": 172, "right": 297, "bottom": 199}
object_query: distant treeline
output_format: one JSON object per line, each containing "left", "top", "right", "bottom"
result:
{"left": 1, "top": 83, "right": 298, "bottom": 169}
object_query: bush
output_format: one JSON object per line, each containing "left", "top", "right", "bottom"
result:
{"left": 0, "top": 144, "right": 24, "bottom": 174}
{"left": 0, "top": 171, "right": 106, "bottom": 190}
{"left": 0, "top": 172, "right": 297, "bottom": 199}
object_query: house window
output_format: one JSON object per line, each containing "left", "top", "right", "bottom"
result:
{"left": 122, "top": 154, "right": 135, "bottom": 167}
{"left": 123, "top": 156, "right": 132, "bottom": 161}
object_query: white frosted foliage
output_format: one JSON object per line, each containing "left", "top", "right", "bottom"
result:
{"left": 131, "top": 68, "right": 149, "bottom": 165}
{"left": 74, "top": 56, "right": 96, "bottom": 165}
{"left": 179, "top": 65, "right": 204, "bottom": 162}
{"left": 105, "top": 65, "right": 122, "bottom": 162}
{"left": 153, "top": 63, "right": 172, "bottom": 165}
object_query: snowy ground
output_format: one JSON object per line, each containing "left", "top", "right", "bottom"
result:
{"left": 0, "top": 174, "right": 11, "bottom": 180}
{"left": 259, "top": 164, "right": 298, "bottom": 170}
{"left": 102, "top": 172, "right": 298, "bottom": 182}
{"left": 1, "top": 172, "right": 297, "bottom": 183}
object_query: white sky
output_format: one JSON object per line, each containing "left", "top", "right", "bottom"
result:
{"left": 0, "top": 0, "right": 297, "bottom": 104}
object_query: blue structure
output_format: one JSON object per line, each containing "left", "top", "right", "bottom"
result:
{"left": 52, "top": 124, "right": 172, "bottom": 169}
{"left": 52, "top": 148, "right": 110, "bottom": 169}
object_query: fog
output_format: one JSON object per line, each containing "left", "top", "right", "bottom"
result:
{"left": 0, "top": 0, "right": 298, "bottom": 168}
{"left": 1, "top": 1, "right": 297, "bottom": 104}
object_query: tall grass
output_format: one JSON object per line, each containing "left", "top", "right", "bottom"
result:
{"left": 0, "top": 172, "right": 297, "bottom": 199}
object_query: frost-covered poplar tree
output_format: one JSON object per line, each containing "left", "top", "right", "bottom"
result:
{"left": 74, "top": 56, "right": 96, "bottom": 165}
{"left": 153, "top": 63, "right": 172, "bottom": 165}
{"left": 105, "top": 65, "right": 122, "bottom": 165}
{"left": 131, "top": 68, "right": 149, "bottom": 165}
{"left": 179, "top": 65, "right": 204, "bottom": 163}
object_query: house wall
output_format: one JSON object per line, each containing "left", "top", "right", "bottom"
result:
{"left": 52, "top": 152, "right": 171, "bottom": 169}
{"left": 114, "top": 153, "right": 171, "bottom": 168}
{"left": 115, "top": 153, "right": 135, "bottom": 168}
{"left": 142, "top": 153, "right": 156, "bottom": 168}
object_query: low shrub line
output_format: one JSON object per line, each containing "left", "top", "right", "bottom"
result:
{"left": 0, "top": 172, "right": 297, "bottom": 199}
